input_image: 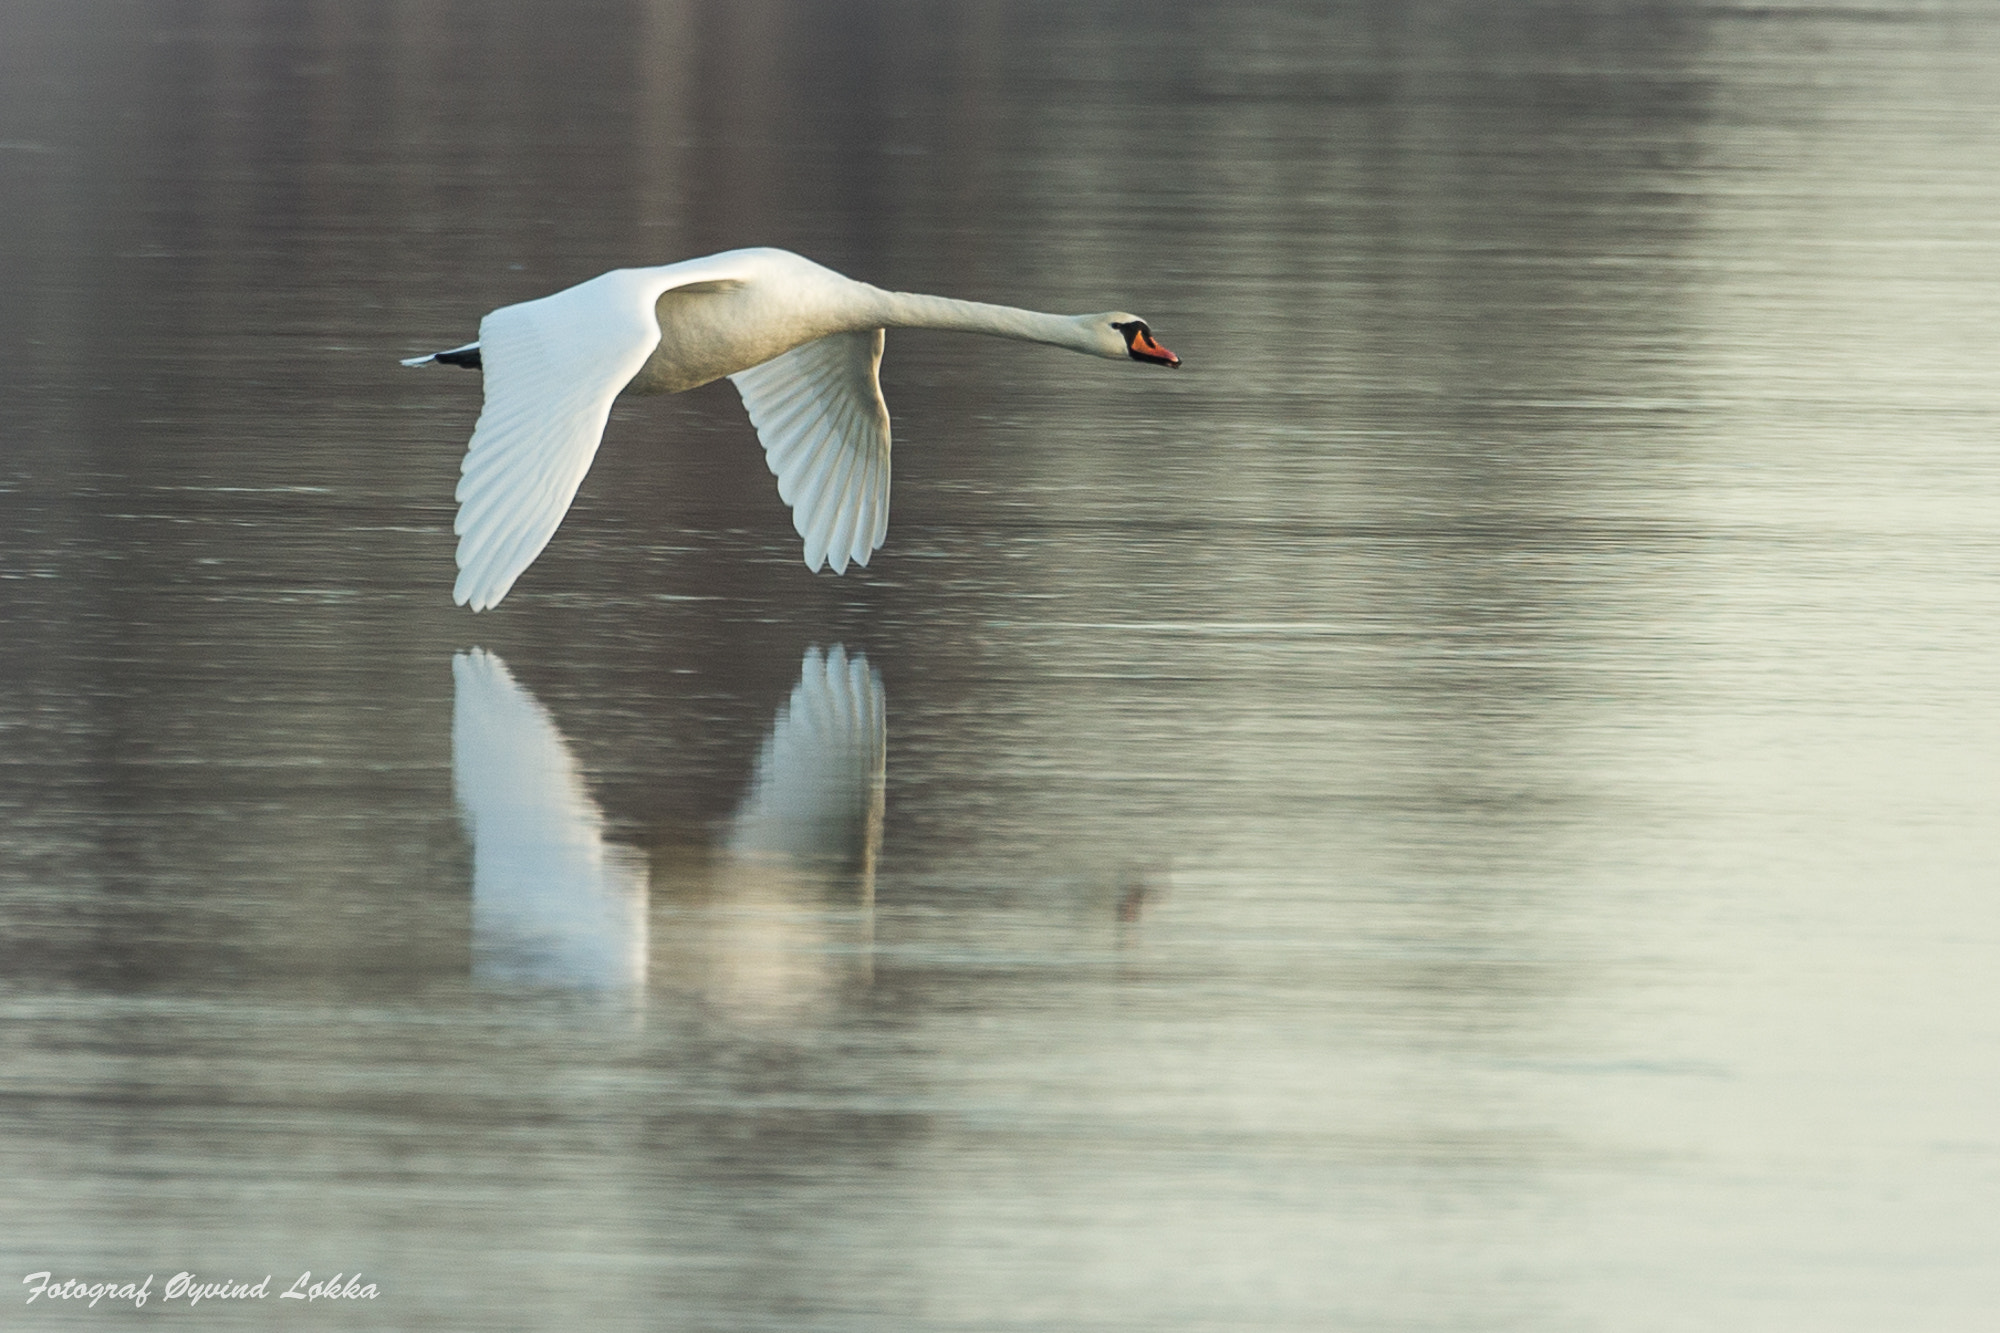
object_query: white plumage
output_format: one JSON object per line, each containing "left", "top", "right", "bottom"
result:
{"left": 730, "top": 330, "right": 890, "bottom": 577}
{"left": 406, "top": 248, "right": 1180, "bottom": 610}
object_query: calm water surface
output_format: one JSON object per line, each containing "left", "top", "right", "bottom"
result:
{"left": 3, "top": 2, "right": 1999, "bottom": 1329}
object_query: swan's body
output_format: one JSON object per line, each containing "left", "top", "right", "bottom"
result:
{"left": 404, "top": 248, "right": 1179, "bottom": 611}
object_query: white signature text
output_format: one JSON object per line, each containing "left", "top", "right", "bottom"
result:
{"left": 22, "top": 1269, "right": 379, "bottom": 1307}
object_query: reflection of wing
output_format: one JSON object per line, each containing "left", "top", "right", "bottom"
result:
{"left": 725, "top": 645, "right": 886, "bottom": 866}
{"left": 452, "top": 649, "right": 647, "bottom": 990}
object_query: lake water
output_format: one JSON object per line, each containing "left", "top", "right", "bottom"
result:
{"left": 3, "top": 2, "right": 1999, "bottom": 1329}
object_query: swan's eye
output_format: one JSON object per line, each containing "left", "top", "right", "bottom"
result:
{"left": 1112, "top": 320, "right": 1153, "bottom": 351}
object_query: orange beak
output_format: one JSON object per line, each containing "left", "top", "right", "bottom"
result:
{"left": 1126, "top": 327, "right": 1182, "bottom": 368}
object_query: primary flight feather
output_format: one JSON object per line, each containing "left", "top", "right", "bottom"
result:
{"left": 403, "top": 247, "right": 1181, "bottom": 611}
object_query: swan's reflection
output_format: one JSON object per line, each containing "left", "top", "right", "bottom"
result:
{"left": 657, "top": 645, "right": 885, "bottom": 1019}
{"left": 453, "top": 649, "right": 650, "bottom": 992}
{"left": 452, "top": 645, "right": 885, "bottom": 1009}
{"left": 726, "top": 645, "right": 886, "bottom": 876}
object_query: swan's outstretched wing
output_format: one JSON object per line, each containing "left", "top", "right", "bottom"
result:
{"left": 452, "top": 648, "right": 647, "bottom": 991}
{"left": 452, "top": 261, "right": 746, "bottom": 611}
{"left": 729, "top": 331, "right": 891, "bottom": 575}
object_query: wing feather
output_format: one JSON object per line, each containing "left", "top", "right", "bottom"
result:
{"left": 772, "top": 406, "right": 839, "bottom": 484}
{"left": 817, "top": 423, "right": 867, "bottom": 568}
{"left": 800, "top": 412, "right": 867, "bottom": 567}
{"left": 729, "top": 330, "right": 891, "bottom": 575}
{"left": 450, "top": 259, "right": 750, "bottom": 611}
{"left": 793, "top": 419, "right": 848, "bottom": 522}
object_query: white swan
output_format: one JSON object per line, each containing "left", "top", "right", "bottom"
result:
{"left": 404, "top": 247, "right": 1181, "bottom": 610}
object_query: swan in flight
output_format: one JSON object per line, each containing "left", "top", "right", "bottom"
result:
{"left": 404, "top": 247, "right": 1181, "bottom": 610}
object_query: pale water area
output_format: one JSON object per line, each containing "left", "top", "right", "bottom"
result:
{"left": 2, "top": 2, "right": 1999, "bottom": 1329}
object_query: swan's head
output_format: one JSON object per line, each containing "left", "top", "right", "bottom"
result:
{"left": 1087, "top": 314, "right": 1181, "bottom": 368}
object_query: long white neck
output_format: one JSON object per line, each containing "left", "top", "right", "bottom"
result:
{"left": 869, "top": 288, "right": 1100, "bottom": 356}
